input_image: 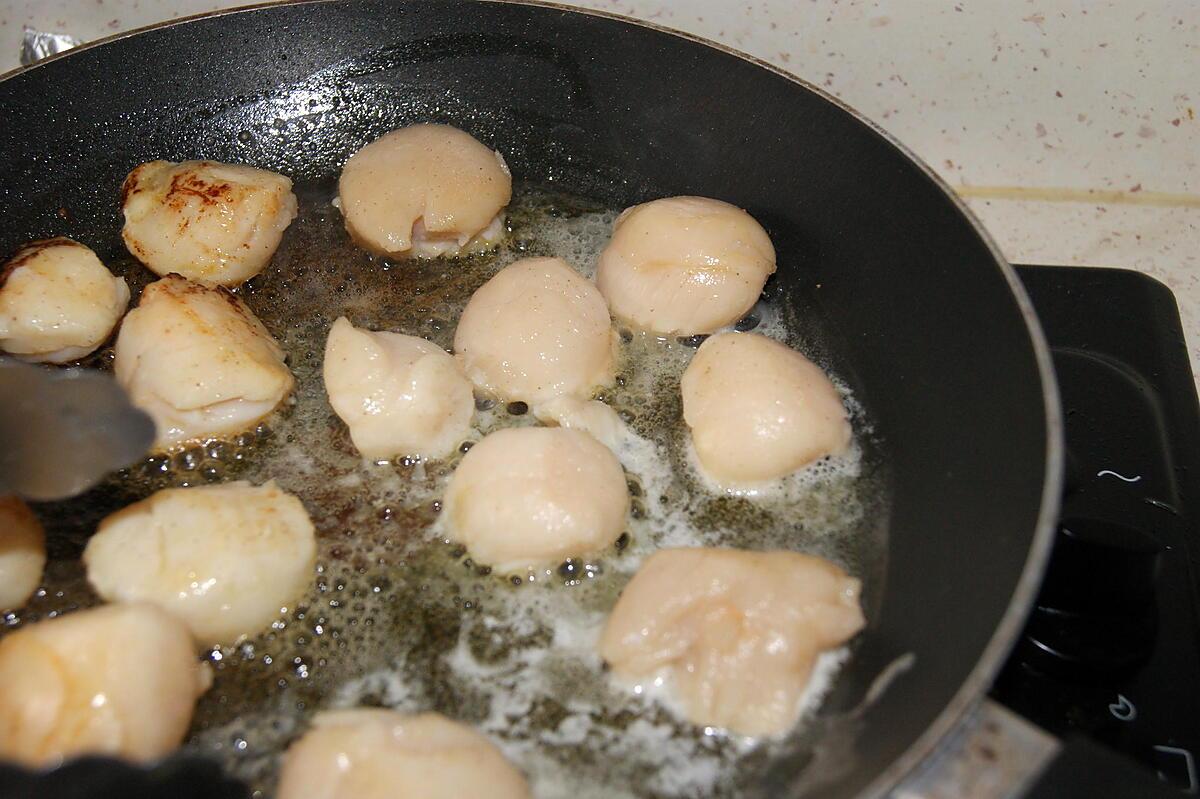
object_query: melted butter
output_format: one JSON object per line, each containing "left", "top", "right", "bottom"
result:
{"left": 11, "top": 183, "right": 883, "bottom": 798}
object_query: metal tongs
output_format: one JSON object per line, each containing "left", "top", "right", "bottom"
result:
{"left": 0, "top": 358, "right": 154, "bottom": 501}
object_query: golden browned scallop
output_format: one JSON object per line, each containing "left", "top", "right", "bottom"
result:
{"left": 121, "top": 160, "right": 297, "bottom": 286}
{"left": 277, "top": 709, "right": 530, "bottom": 799}
{"left": 0, "top": 603, "right": 211, "bottom": 767}
{"left": 596, "top": 197, "right": 775, "bottom": 335}
{"left": 0, "top": 238, "right": 129, "bottom": 363}
{"left": 681, "top": 332, "right": 850, "bottom": 487}
{"left": 113, "top": 274, "right": 294, "bottom": 450}
{"left": 83, "top": 481, "right": 316, "bottom": 645}
{"left": 599, "top": 548, "right": 864, "bottom": 737}
{"left": 454, "top": 257, "right": 615, "bottom": 404}
{"left": 337, "top": 124, "right": 511, "bottom": 258}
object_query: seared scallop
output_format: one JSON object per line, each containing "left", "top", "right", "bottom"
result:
{"left": 681, "top": 332, "right": 850, "bottom": 487}
{"left": 443, "top": 427, "right": 629, "bottom": 572}
{"left": 323, "top": 317, "right": 474, "bottom": 460}
{"left": 599, "top": 548, "right": 864, "bottom": 737}
{"left": 338, "top": 124, "right": 511, "bottom": 258}
{"left": 113, "top": 274, "right": 294, "bottom": 449}
{"left": 595, "top": 196, "right": 776, "bottom": 335}
{"left": 121, "top": 159, "right": 297, "bottom": 286}
{"left": 0, "top": 496, "right": 44, "bottom": 611}
{"left": 277, "top": 709, "right": 530, "bottom": 799}
{"left": 0, "top": 602, "right": 210, "bottom": 767}
{"left": 0, "top": 238, "right": 129, "bottom": 362}
{"left": 454, "top": 257, "right": 615, "bottom": 404}
{"left": 83, "top": 481, "right": 315, "bottom": 645}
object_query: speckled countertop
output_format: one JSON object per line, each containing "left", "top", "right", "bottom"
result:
{"left": 3, "top": 0, "right": 1197, "bottom": 380}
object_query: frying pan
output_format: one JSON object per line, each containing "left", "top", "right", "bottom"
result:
{"left": 0, "top": 1, "right": 1063, "bottom": 796}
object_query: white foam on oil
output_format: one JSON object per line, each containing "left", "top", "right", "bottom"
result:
{"left": 438, "top": 588, "right": 753, "bottom": 799}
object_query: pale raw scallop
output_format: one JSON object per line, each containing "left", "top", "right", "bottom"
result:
{"left": 595, "top": 196, "right": 776, "bottom": 335}
{"left": 83, "top": 481, "right": 316, "bottom": 645}
{"left": 277, "top": 709, "right": 530, "bottom": 799}
{"left": 113, "top": 274, "right": 294, "bottom": 449}
{"left": 0, "top": 238, "right": 129, "bottom": 362}
{"left": 533, "top": 394, "right": 624, "bottom": 451}
{"left": 454, "top": 257, "right": 615, "bottom": 404}
{"left": 323, "top": 317, "right": 474, "bottom": 460}
{"left": 0, "top": 496, "right": 45, "bottom": 611}
{"left": 443, "top": 427, "right": 629, "bottom": 572}
{"left": 337, "top": 123, "right": 511, "bottom": 258}
{"left": 121, "top": 159, "right": 297, "bottom": 286}
{"left": 599, "top": 548, "right": 865, "bottom": 737}
{"left": 0, "top": 602, "right": 211, "bottom": 767}
{"left": 681, "top": 332, "right": 851, "bottom": 487}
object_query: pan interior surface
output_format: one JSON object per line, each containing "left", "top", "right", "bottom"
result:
{"left": 18, "top": 179, "right": 882, "bottom": 797}
{"left": 0, "top": 1, "right": 1055, "bottom": 797}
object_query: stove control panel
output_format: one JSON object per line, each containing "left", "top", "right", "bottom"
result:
{"left": 994, "top": 266, "right": 1200, "bottom": 794}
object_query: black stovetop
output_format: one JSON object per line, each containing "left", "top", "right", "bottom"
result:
{"left": 994, "top": 265, "right": 1200, "bottom": 794}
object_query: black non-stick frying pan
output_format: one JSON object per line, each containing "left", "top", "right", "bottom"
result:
{"left": 0, "top": 1, "right": 1063, "bottom": 796}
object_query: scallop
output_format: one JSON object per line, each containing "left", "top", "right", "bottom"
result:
{"left": 113, "top": 274, "right": 294, "bottom": 449}
{"left": 0, "top": 238, "right": 129, "bottom": 363}
{"left": 595, "top": 196, "right": 776, "bottom": 335}
{"left": 0, "top": 496, "right": 45, "bottom": 611}
{"left": 533, "top": 395, "right": 624, "bottom": 452}
{"left": 337, "top": 124, "right": 511, "bottom": 258}
{"left": 454, "top": 257, "right": 615, "bottom": 404}
{"left": 83, "top": 481, "right": 316, "bottom": 645}
{"left": 443, "top": 427, "right": 629, "bottom": 572}
{"left": 277, "top": 709, "right": 530, "bottom": 799}
{"left": 323, "top": 317, "right": 474, "bottom": 460}
{"left": 681, "top": 332, "right": 850, "bottom": 487}
{"left": 121, "top": 159, "right": 297, "bottom": 286}
{"left": 598, "top": 548, "right": 865, "bottom": 737}
{"left": 0, "top": 602, "right": 211, "bottom": 767}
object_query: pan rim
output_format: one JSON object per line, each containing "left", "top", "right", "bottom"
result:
{"left": 0, "top": 1, "right": 1065, "bottom": 796}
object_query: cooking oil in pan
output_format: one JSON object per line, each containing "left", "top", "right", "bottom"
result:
{"left": 9, "top": 183, "right": 881, "bottom": 798}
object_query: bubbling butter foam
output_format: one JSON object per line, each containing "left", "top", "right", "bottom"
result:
{"left": 10, "top": 183, "right": 880, "bottom": 798}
